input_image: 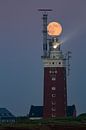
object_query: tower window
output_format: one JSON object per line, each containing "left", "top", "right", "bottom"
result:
{"left": 49, "top": 70, "right": 52, "bottom": 73}
{"left": 55, "top": 70, "right": 57, "bottom": 73}
{"left": 52, "top": 114, "right": 56, "bottom": 118}
{"left": 51, "top": 108, "right": 56, "bottom": 111}
{"left": 52, "top": 77, "right": 56, "bottom": 81}
{"left": 52, "top": 102, "right": 56, "bottom": 105}
{"left": 52, "top": 87, "right": 56, "bottom": 90}
{"left": 52, "top": 94, "right": 56, "bottom": 97}
{"left": 59, "top": 62, "right": 61, "bottom": 64}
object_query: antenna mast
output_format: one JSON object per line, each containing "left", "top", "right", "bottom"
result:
{"left": 38, "top": 9, "right": 52, "bottom": 57}
{"left": 65, "top": 51, "right": 72, "bottom": 76}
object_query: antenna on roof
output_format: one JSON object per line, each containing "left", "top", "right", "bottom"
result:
{"left": 38, "top": 9, "right": 52, "bottom": 57}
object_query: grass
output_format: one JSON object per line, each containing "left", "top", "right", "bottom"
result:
{"left": 0, "top": 117, "right": 86, "bottom": 128}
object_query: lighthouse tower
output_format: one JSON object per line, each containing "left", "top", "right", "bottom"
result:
{"left": 42, "top": 21, "right": 67, "bottom": 118}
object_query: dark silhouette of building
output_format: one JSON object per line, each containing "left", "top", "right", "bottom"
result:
{"left": 29, "top": 105, "right": 76, "bottom": 119}
{"left": 0, "top": 108, "right": 15, "bottom": 123}
{"left": 29, "top": 105, "right": 43, "bottom": 120}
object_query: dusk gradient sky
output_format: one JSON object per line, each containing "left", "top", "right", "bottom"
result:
{"left": 0, "top": 0, "right": 86, "bottom": 116}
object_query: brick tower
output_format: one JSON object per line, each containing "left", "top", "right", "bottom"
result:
{"left": 42, "top": 38, "right": 67, "bottom": 118}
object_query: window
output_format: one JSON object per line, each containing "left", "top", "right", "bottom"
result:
{"left": 32, "top": 113, "right": 34, "bottom": 116}
{"left": 52, "top": 102, "right": 56, "bottom": 105}
{"left": 49, "top": 70, "right": 52, "bottom": 73}
{"left": 52, "top": 77, "right": 56, "bottom": 81}
{"left": 50, "top": 68, "right": 57, "bottom": 77}
{"left": 52, "top": 94, "right": 56, "bottom": 97}
{"left": 52, "top": 87, "right": 56, "bottom": 90}
{"left": 51, "top": 108, "right": 56, "bottom": 111}
{"left": 59, "top": 62, "right": 61, "bottom": 64}
{"left": 55, "top": 70, "right": 57, "bottom": 73}
{"left": 52, "top": 114, "right": 56, "bottom": 118}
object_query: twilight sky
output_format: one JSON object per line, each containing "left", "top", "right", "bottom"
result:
{"left": 0, "top": 0, "right": 86, "bottom": 116}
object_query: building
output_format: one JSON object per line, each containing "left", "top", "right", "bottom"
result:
{"left": 67, "top": 105, "right": 76, "bottom": 118}
{"left": 29, "top": 11, "right": 76, "bottom": 119}
{"left": 0, "top": 108, "right": 15, "bottom": 123}
{"left": 29, "top": 105, "right": 43, "bottom": 120}
{"left": 29, "top": 105, "right": 76, "bottom": 119}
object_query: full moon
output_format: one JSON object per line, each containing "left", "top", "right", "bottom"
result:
{"left": 47, "top": 22, "right": 62, "bottom": 37}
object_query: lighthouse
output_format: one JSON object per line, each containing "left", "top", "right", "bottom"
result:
{"left": 42, "top": 21, "right": 67, "bottom": 118}
{"left": 28, "top": 10, "right": 76, "bottom": 119}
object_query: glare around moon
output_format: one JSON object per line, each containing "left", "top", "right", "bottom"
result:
{"left": 47, "top": 22, "right": 62, "bottom": 37}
